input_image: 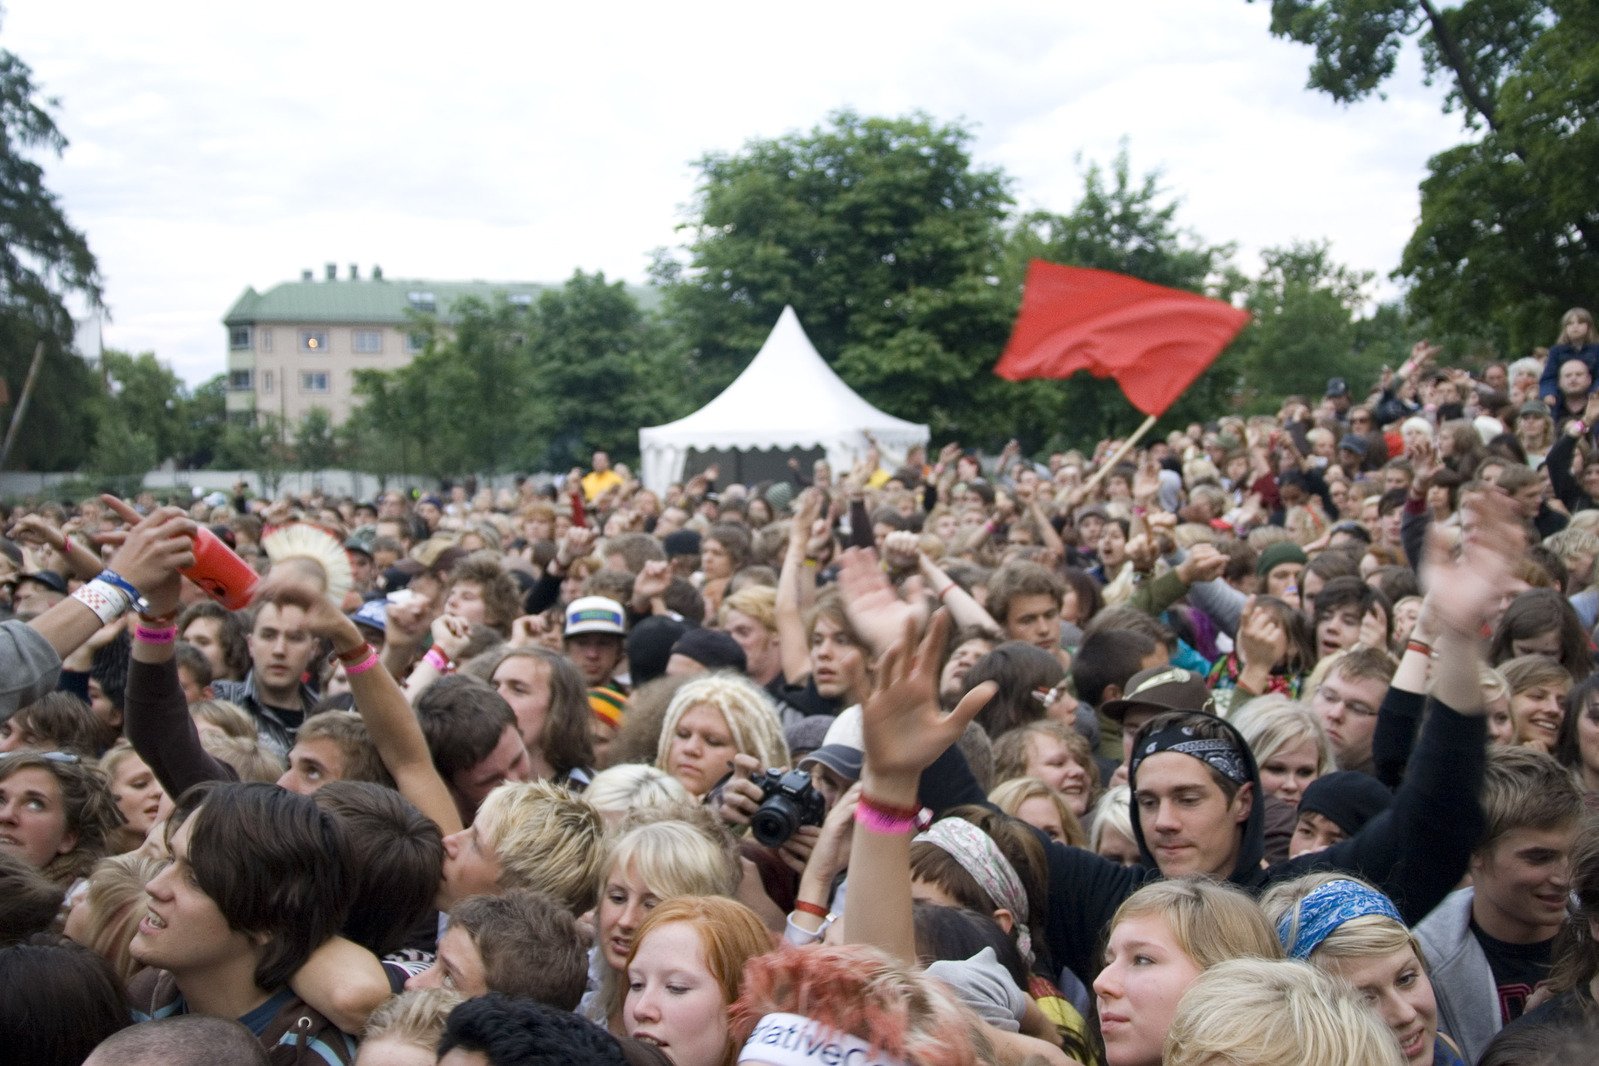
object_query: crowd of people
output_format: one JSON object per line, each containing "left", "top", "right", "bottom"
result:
{"left": 5, "top": 309, "right": 1599, "bottom": 1064}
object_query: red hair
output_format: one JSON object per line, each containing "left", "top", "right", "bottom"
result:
{"left": 731, "top": 944, "right": 981, "bottom": 1066}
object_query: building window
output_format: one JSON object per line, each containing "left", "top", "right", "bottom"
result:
{"left": 406, "top": 332, "right": 427, "bottom": 353}
{"left": 300, "top": 371, "right": 329, "bottom": 393}
{"left": 228, "top": 370, "right": 253, "bottom": 391}
{"left": 229, "top": 326, "right": 251, "bottom": 350}
{"left": 300, "top": 330, "right": 329, "bottom": 353}
{"left": 261, "top": 370, "right": 275, "bottom": 395}
{"left": 260, "top": 328, "right": 273, "bottom": 353}
{"left": 407, "top": 291, "right": 436, "bottom": 312}
{"left": 353, "top": 329, "right": 383, "bottom": 354}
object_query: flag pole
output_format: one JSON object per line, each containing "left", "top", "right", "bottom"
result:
{"left": 1081, "top": 413, "right": 1158, "bottom": 494}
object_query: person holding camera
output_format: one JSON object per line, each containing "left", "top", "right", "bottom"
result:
{"left": 718, "top": 711, "right": 866, "bottom": 941}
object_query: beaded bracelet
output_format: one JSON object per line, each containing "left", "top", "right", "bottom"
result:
{"left": 134, "top": 624, "right": 178, "bottom": 644}
{"left": 345, "top": 648, "right": 383, "bottom": 677}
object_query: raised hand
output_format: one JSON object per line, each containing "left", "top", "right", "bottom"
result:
{"left": 633, "top": 560, "right": 671, "bottom": 603}
{"left": 429, "top": 614, "right": 473, "bottom": 662}
{"left": 858, "top": 609, "right": 995, "bottom": 802}
{"left": 836, "top": 547, "right": 928, "bottom": 658}
{"left": 254, "top": 568, "right": 362, "bottom": 651}
{"left": 1236, "top": 596, "right": 1287, "bottom": 670}
{"left": 1175, "top": 542, "right": 1227, "bottom": 585}
{"left": 100, "top": 495, "right": 197, "bottom": 615}
{"left": 1422, "top": 491, "right": 1521, "bottom": 640}
{"left": 881, "top": 530, "right": 921, "bottom": 571}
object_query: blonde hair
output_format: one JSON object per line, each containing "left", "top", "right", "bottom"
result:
{"left": 1110, "top": 878, "right": 1284, "bottom": 970}
{"left": 605, "top": 814, "right": 741, "bottom": 900}
{"left": 655, "top": 672, "right": 789, "bottom": 783}
{"left": 1089, "top": 785, "right": 1135, "bottom": 856}
{"left": 584, "top": 764, "right": 692, "bottom": 821}
{"left": 719, "top": 584, "right": 777, "bottom": 632}
{"left": 1165, "top": 957, "right": 1404, "bottom": 1066}
{"left": 476, "top": 780, "right": 605, "bottom": 913}
{"left": 98, "top": 741, "right": 146, "bottom": 785}
{"left": 987, "top": 777, "right": 1086, "bottom": 847}
{"left": 363, "top": 987, "right": 464, "bottom": 1049}
{"left": 198, "top": 732, "right": 284, "bottom": 783}
{"left": 1230, "top": 696, "right": 1336, "bottom": 777}
{"left": 1480, "top": 665, "right": 1511, "bottom": 705}
{"left": 75, "top": 853, "right": 166, "bottom": 983}
{"left": 188, "top": 699, "right": 256, "bottom": 740}
{"left": 1260, "top": 872, "right": 1421, "bottom": 963}
{"left": 597, "top": 814, "right": 743, "bottom": 1022}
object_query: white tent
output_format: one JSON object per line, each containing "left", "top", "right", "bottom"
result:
{"left": 639, "top": 306, "right": 930, "bottom": 494}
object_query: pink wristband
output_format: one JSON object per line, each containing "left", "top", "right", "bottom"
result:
{"left": 854, "top": 802, "right": 919, "bottom": 835}
{"left": 345, "top": 649, "right": 382, "bottom": 677}
{"left": 423, "top": 647, "right": 452, "bottom": 672}
{"left": 134, "top": 624, "right": 178, "bottom": 644}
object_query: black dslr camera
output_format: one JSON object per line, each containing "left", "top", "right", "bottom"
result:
{"left": 748, "top": 768, "right": 826, "bottom": 847}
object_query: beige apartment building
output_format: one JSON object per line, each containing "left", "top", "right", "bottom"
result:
{"left": 223, "top": 264, "right": 546, "bottom": 425}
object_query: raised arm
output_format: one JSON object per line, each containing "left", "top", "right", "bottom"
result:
{"left": 847, "top": 610, "right": 994, "bottom": 964}
{"left": 777, "top": 489, "right": 824, "bottom": 683}
{"left": 25, "top": 498, "right": 196, "bottom": 668}
{"left": 1304, "top": 493, "right": 1517, "bottom": 922}
{"left": 258, "top": 574, "right": 463, "bottom": 836}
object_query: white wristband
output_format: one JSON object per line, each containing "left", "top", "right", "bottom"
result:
{"left": 71, "top": 578, "right": 131, "bottom": 625}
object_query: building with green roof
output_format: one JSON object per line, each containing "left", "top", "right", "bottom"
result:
{"left": 223, "top": 263, "right": 549, "bottom": 426}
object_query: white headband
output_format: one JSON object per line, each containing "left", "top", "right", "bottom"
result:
{"left": 738, "top": 1013, "right": 910, "bottom": 1066}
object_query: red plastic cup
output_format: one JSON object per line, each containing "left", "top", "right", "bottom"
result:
{"left": 181, "top": 526, "right": 260, "bottom": 610}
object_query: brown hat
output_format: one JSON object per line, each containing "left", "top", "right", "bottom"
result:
{"left": 1100, "top": 665, "right": 1213, "bottom": 722}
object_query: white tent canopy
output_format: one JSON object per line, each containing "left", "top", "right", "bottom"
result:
{"left": 639, "top": 306, "right": 930, "bottom": 494}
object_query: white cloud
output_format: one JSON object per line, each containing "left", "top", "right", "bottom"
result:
{"left": 7, "top": 0, "right": 1462, "bottom": 385}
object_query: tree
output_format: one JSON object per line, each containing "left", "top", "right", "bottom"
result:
{"left": 524, "top": 271, "right": 683, "bottom": 469}
{"left": 293, "top": 406, "right": 338, "bottom": 471}
{"left": 183, "top": 374, "right": 229, "bottom": 469}
{"left": 97, "top": 350, "right": 187, "bottom": 462}
{"left": 214, "top": 413, "right": 289, "bottom": 495}
{"left": 654, "top": 110, "right": 1016, "bottom": 441}
{"left": 1222, "top": 241, "right": 1403, "bottom": 411}
{"left": 0, "top": 29, "right": 102, "bottom": 471}
{"left": 1255, "top": 1, "right": 1597, "bottom": 354}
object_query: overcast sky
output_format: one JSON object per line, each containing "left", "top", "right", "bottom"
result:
{"left": 7, "top": 1, "right": 1462, "bottom": 386}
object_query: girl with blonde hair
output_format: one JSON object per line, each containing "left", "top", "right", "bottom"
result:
{"left": 1263, "top": 872, "right": 1465, "bottom": 1065}
{"left": 1093, "top": 878, "right": 1283, "bottom": 1066}
{"left": 1230, "top": 695, "right": 1336, "bottom": 807}
{"left": 587, "top": 812, "right": 742, "bottom": 1030}
{"left": 64, "top": 852, "right": 165, "bottom": 983}
{"left": 1165, "top": 957, "right": 1405, "bottom": 1066}
{"left": 655, "top": 673, "right": 788, "bottom": 798}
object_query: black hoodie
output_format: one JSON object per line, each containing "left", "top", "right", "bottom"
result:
{"left": 920, "top": 696, "right": 1487, "bottom": 986}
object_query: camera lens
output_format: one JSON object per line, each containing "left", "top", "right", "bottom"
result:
{"left": 751, "top": 796, "right": 801, "bottom": 848}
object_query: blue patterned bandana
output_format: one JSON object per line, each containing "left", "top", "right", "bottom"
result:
{"left": 1277, "top": 879, "right": 1403, "bottom": 960}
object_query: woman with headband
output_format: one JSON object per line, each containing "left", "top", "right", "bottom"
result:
{"left": 1262, "top": 873, "right": 1467, "bottom": 1066}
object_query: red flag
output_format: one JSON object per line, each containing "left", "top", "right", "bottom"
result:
{"left": 995, "top": 260, "right": 1250, "bottom": 418}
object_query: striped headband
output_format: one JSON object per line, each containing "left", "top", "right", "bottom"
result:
{"left": 914, "top": 817, "right": 1033, "bottom": 964}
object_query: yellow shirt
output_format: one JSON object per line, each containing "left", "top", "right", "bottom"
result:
{"left": 581, "top": 469, "right": 624, "bottom": 502}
